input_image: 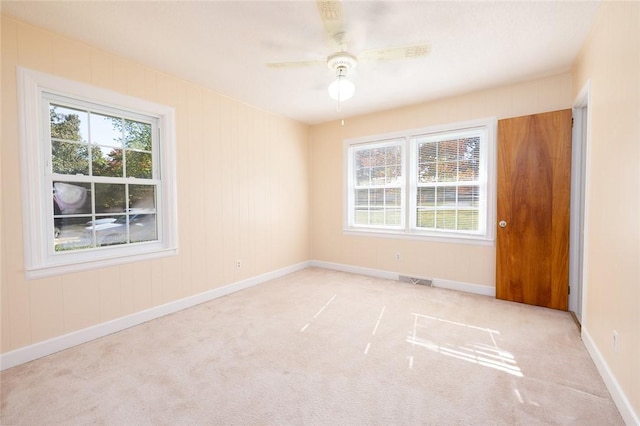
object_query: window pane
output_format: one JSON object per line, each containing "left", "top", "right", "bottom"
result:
{"left": 53, "top": 182, "right": 91, "bottom": 215}
{"left": 385, "top": 208, "right": 401, "bottom": 226}
{"left": 356, "top": 166, "right": 371, "bottom": 186}
{"left": 458, "top": 210, "right": 479, "bottom": 231}
{"left": 417, "top": 143, "right": 436, "bottom": 183}
{"left": 95, "top": 183, "right": 126, "bottom": 213}
{"left": 385, "top": 166, "right": 401, "bottom": 184}
{"left": 53, "top": 181, "right": 92, "bottom": 252}
{"left": 418, "top": 141, "right": 437, "bottom": 163}
{"left": 436, "top": 187, "right": 457, "bottom": 206}
{"left": 91, "top": 214, "right": 127, "bottom": 247}
{"left": 369, "top": 208, "right": 385, "bottom": 225}
{"left": 354, "top": 149, "right": 370, "bottom": 186}
{"left": 436, "top": 210, "right": 457, "bottom": 229}
{"left": 126, "top": 150, "right": 152, "bottom": 179}
{"left": 54, "top": 216, "right": 93, "bottom": 252}
{"left": 50, "top": 104, "right": 87, "bottom": 142}
{"left": 458, "top": 160, "right": 479, "bottom": 181}
{"left": 371, "top": 188, "right": 384, "bottom": 206}
{"left": 124, "top": 120, "right": 152, "bottom": 151}
{"left": 417, "top": 187, "right": 435, "bottom": 206}
{"left": 437, "top": 161, "right": 458, "bottom": 182}
{"left": 459, "top": 186, "right": 479, "bottom": 207}
{"left": 416, "top": 209, "right": 435, "bottom": 228}
{"left": 90, "top": 113, "right": 122, "bottom": 148}
{"left": 371, "top": 166, "right": 386, "bottom": 185}
{"left": 129, "top": 184, "right": 156, "bottom": 211}
{"left": 439, "top": 139, "right": 458, "bottom": 161}
{"left": 52, "top": 141, "right": 89, "bottom": 175}
{"left": 386, "top": 145, "right": 402, "bottom": 165}
{"left": 87, "top": 213, "right": 157, "bottom": 247}
{"left": 459, "top": 137, "right": 480, "bottom": 161}
{"left": 354, "top": 208, "right": 369, "bottom": 225}
{"left": 418, "top": 163, "right": 436, "bottom": 183}
{"left": 355, "top": 144, "right": 402, "bottom": 188}
{"left": 385, "top": 188, "right": 401, "bottom": 206}
{"left": 129, "top": 214, "right": 157, "bottom": 243}
{"left": 355, "top": 189, "right": 369, "bottom": 207}
{"left": 371, "top": 148, "right": 386, "bottom": 166}
{"left": 92, "top": 146, "right": 123, "bottom": 177}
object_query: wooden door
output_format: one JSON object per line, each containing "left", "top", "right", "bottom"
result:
{"left": 496, "top": 109, "right": 572, "bottom": 310}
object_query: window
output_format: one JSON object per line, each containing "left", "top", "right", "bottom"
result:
{"left": 345, "top": 118, "right": 496, "bottom": 244}
{"left": 18, "top": 68, "right": 177, "bottom": 278}
{"left": 352, "top": 140, "right": 405, "bottom": 229}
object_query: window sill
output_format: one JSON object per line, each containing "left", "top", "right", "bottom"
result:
{"left": 25, "top": 246, "right": 178, "bottom": 280}
{"left": 343, "top": 228, "right": 495, "bottom": 247}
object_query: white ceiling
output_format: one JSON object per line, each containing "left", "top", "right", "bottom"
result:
{"left": 2, "top": 1, "right": 601, "bottom": 124}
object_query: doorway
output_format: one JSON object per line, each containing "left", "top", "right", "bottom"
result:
{"left": 569, "top": 84, "right": 591, "bottom": 322}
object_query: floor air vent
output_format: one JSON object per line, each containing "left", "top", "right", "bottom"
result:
{"left": 399, "top": 276, "right": 433, "bottom": 286}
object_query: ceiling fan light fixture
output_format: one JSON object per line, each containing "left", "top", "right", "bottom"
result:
{"left": 328, "top": 74, "right": 355, "bottom": 102}
{"left": 327, "top": 53, "right": 357, "bottom": 103}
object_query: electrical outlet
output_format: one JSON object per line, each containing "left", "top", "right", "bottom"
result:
{"left": 236, "top": 259, "right": 242, "bottom": 269}
{"left": 396, "top": 252, "right": 401, "bottom": 261}
{"left": 613, "top": 330, "right": 619, "bottom": 353}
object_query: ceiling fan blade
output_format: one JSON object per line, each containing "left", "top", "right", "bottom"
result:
{"left": 317, "top": 0, "right": 347, "bottom": 50}
{"left": 266, "top": 59, "right": 324, "bottom": 69}
{"left": 360, "top": 43, "right": 431, "bottom": 61}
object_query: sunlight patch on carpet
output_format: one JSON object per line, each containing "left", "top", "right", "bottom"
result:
{"left": 407, "top": 313, "right": 524, "bottom": 377}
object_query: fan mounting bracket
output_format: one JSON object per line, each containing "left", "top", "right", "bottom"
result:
{"left": 327, "top": 52, "right": 357, "bottom": 74}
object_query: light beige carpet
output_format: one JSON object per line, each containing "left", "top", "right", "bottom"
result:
{"left": 0, "top": 267, "right": 623, "bottom": 425}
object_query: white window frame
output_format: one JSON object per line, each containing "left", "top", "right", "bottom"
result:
{"left": 18, "top": 67, "right": 178, "bottom": 279}
{"left": 347, "top": 138, "right": 406, "bottom": 230}
{"left": 344, "top": 118, "right": 497, "bottom": 245}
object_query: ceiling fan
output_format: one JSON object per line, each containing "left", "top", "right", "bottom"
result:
{"left": 267, "top": 0, "right": 431, "bottom": 104}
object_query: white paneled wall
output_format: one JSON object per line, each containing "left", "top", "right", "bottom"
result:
{"left": 1, "top": 16, "right": 309, "bottom": 353}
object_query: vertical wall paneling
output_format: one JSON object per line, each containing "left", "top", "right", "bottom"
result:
{"left": 16, "top": 22, "right": 53, "bottom": 72}
{"left": 237, "top": 107, "right": 250, "bottom": 279}
{"left": 62, "top": 271, "right": 101, "bottom": 333}
{"left": 98, "top": 267, "right": 123, "bottom": 323}
{"left": 89, "top": 50, "right": 113, "bottom": 89}
{"left": 149, "top": 259, "right": 164, "bottom": 307}
{"left": 131, "top": 261, "right": 153, "bottom": 313}
{"left": 175, "top": 83, "right": 192, "bottom": 297}
{"left": 52, "top": 35, "right": 91, "bottom": 84}
{"left": 0, "top": 14, "right": 275, "bottom": 358}
{"left": 28, "top": 277, "right": 64, "bottom": 344}
{"left": 202, "top": 95, "right": 222, "bottom": 287}
{"left": 3, "top": 19, "right": 32, "bottom": 351}
{"left": 186, "top": 84, "right": 206, "bottom": 294}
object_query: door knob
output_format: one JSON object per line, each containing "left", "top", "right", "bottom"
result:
{"left": 499, "top": 220, "right": 507, "bottom": 228}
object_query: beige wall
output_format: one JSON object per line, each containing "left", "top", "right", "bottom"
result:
{"left": 0, "top": 16, "right": 310, "bottom": 354}
{"left": 572, "top": 1, "right": 640, "bottom": 417}
{"left": 3, "top": 5, "right": 638, "bottom": 419}
{"left": 309, "top": 73, "right": 573, "bottom": 289}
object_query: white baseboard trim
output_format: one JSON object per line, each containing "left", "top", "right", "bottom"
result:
{"left": 309, "top": 260, "right": 494, "bottom": 297}
{"left": 0, "top": 261, "right": 310, "bottom": 371}
{"left": 310, "top": 260, "right": 399, "bottom": 281}
{"left": 582, "top": 327, "right": 639, "bottom": 426}
{"left": 432, "top": 278, "right": 496, "bottom": 297}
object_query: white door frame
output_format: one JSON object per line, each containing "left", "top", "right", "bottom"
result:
{"left": 569, "top": 81, "right": 591, "bottom": 322}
